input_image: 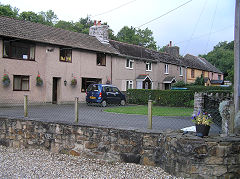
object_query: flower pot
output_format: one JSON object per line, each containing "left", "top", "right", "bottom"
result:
{"left": 196, "top": 124, "right": 210, "bottom": 137}
{"left": 2, "top": 80, "right": 10, "bottom": 87}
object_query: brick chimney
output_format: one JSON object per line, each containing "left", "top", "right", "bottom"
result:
{"left": 89, "top": 20, "right": 109, "bottom": 44}
{"left": 164, "top": 41, "right": 179, "bottom": 57}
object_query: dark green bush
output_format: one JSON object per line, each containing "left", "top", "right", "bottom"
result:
{"left": 127, "top": 89, "right": 195, "bottom": 107}
{"left": 126, "top": 88, "right": 232, "bottom": 107}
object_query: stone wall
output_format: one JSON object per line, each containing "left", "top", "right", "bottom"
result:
{"left": 0, "top": 117, "right": 240, "bottom": 178}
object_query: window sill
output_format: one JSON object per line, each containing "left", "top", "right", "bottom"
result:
{"left": 126, "top": 67, "right": 133, "bottom": 70}
{"left": 146, "top": 70, "right": 152, "bottom": 72}
{"left": 179, "top": 75, "right": 183, "bottom": 77}
{"left": 3, "top": 56, "right": 35, "bottom": 61}
{"left": 164, "top": 73, "right": 169, "bottom": 75}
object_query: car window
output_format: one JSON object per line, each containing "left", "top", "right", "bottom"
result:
{"left": 104, "top": 86, "right": 112, "bottom": 92}
{"left": 112, "top": 87, "right": 119, "bottom": 93}
{"left": 87, "top": 85, "right": 99, "bottom": 92}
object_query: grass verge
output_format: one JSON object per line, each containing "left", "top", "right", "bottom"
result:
{"left": 104, "top": 105, "right": 193, "bottom": 117}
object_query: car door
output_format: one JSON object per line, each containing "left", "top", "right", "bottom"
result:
{"left": 112, "top": 87, "right": 121, "bottom": 104}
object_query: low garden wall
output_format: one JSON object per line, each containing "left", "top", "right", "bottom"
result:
{"left": 0, "top": 117, "right": 239, "bottom": 178}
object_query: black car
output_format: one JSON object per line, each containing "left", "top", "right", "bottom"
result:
{"left": 86, "top": 84, "right": 126, "bottom": 107}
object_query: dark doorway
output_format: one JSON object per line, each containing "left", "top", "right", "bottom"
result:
{"left": 143, "top": 77, "right": 152, "bottom": 89}
{"left": 52, "top": 77, "right": 60, "bottom": 104}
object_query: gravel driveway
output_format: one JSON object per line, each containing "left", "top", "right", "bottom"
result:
{"left": 0, "top": 145, "right": 181, "bottom": 179}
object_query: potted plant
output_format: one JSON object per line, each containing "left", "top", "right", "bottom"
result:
{"left": 2, "top": 74, "right": 10, "bottom": 87}
{"left": 71, "top": 77, "right": 77, "bottom": 87}
{"left": 192, "top": 111, "right": 212, "bottom": 137}
{"left": 36, "top": 74, "right": 43, "bottom": 86}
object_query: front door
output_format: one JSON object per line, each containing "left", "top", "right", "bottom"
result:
{"left": 52, "top": 77, "right": 60, "bottom": 104}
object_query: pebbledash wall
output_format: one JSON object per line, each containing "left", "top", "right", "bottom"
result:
{"left": 0, "top": 118, "right": 240, "bottom": 178}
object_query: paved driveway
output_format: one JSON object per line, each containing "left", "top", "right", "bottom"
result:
{"left": 0, "top": 103, "right": 221, "bottom": 133}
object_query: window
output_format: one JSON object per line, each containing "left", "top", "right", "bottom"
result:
{"left": 60, "top": 48, "right": 72, "bottom": 62}
{"left": 81, "top": 77, "right": 101, "bottom": 92}
{"left": 146, "top": 62, "right": 152, "bottom": 71}
{"left": 179, "top": 66, "right": 183, "bottom": 76}
{"left": 3, "top": 39, "right": 35, "bottom": 60}
{"left": 97, "top": 53, "right": 106, "bottom": 66}
{"left": 191, "top": 69, "right": 195, "bottom": 78}
{"left": 13, "top": 75, "right": 29, "bottom": 91}
{"left": 165, "top": 64, "right": 169, "bottom": 74}
{"left": 126, "top": 59, "right": 134, "bottom": 69}
{"left": 126, "top": 80, "right": 133, "bottom": 90}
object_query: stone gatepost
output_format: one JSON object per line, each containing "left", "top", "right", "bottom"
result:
{"left": 219, "top": 100, "right": 235, "bottom": 134}
{"left": 193, "top": 92, "right": 204, "bottom": 116}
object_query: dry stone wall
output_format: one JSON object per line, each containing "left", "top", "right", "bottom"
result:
{"left": 0, "top": 117, "right": 239, "bottom": 178}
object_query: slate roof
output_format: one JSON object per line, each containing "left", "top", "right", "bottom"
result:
{"left": 163, "top": 76, "right": 176, "bottom": 83}
{"left": 183, "top": 54, "right": 222, "bottom": 74}
{"left": 0, "top": 16, "right": 118, "bottom": 54}
{"left": 109, "top": 40, "right": 184, "bottom": 66}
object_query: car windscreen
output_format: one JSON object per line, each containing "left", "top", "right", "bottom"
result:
{"left": 87, "top": 85, "right": 99, "bottom": 92}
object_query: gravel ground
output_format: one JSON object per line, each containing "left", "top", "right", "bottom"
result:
{"left": 0, "top": 146, "right": 181, "bottom": 179}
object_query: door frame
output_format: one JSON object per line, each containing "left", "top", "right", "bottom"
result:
{"left": 52, "top": 77, "right": 61, "bottom": 104}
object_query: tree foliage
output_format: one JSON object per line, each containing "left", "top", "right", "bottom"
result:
{"left": 116, "top": 26, "right": 157, "bottom": 50}
{"left": 200, "top": 41, "right": 234, "bottom": 83}
{"left": 0, "top": 4, "right": 18, "bottom": 18}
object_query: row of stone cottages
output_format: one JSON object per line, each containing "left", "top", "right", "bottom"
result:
{"left": 0, "top": 16, "right": 223, "bottom": 104}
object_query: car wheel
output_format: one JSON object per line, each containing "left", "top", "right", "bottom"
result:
{"left": 101, "top": 100, "right": 107, "bottom": 107}
{"left": 120, "top": 100, "right": 126, "bottom": 106}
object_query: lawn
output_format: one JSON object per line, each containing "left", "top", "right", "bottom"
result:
{"left": 104, "top": 105, "right": 193, "bottom": 117}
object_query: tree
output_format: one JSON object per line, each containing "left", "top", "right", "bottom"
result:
{"left": 116, "top": 26, "right": 157, "bottom": 50}
{"left": 39, "top": 10, "right": 58, "bottom": 25}
{"left": 19, "top": 11, "right": 45, "bottom": 24}
{"left": 200, "top": 41, "right": 234, "bottom": 83}
{"left": 0, "top": 4, "right": 18, "bottom": 18}
{"left": 55, "top": 20, "right": 75, "bottom": 31}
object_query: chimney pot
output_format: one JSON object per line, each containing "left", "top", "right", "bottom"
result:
{"left": 94, "top": 20, "right": 96, "bottom": 25}
{"left": 170, "top": 41, "right": 172, "bottom": 47}
{"left": 97, "top": 21, "right": 101, "bottom": 26}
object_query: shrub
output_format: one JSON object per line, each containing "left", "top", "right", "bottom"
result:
{"left": 127, "top": 89, "right": 195, "bottom": 107}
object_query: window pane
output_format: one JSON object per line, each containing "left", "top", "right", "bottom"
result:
{"left": 14, "top": 76, "right": 21, "bottom": 90}
{"left": 126, "top": 59, "right": 129, "bottom": 67}
{"left": 22, "top": 77, "right": 29, "bottom": 90}
{"left": 3, "top": 41, "right": 10, "bottom": 57}
{"left": 130, "top": 61, "right": 133, "bottom": 68}
{"left": 29, "top": 46, "right": 35, "bottom": 59}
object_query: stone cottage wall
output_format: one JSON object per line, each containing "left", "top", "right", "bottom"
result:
{"left": 0, "top": 117, "right": 239, "bottom": 178}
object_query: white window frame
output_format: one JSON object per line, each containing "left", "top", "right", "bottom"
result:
{"left": 146, "top": 62, "right": 152, "bottom": 71}
{"left": 179, "top": 66, "right": 183, "bottom": 76}
{"left": 165, "top": 64, "right": 169, "bottom": 74}
{"left": 126, "top": 80, "right": 133, "bottom": 90}
{"left": 126, "top": 59, "right": 134, "bottom": 69}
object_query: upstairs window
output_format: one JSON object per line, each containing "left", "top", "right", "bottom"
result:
{"left": 3, "top": 39, "right": 35, "bottom": 60}
{"left": 146, "top": 62, "right": 152, "bottom": 71}
{"left": 165, "top": 64, "right": 169, "bottom": 74}
{"left": 13, "top": 75, "right": 29, "bottom": 91}
{"left": 60, "top": 48, "right": 72, "bottom": 62}
{"left": 179, "top": 66, "right": 183, "bottom": 76}
{"left": 97, "top": 53, "right": 106, "bottom": 66}
{"left": 126, "top": 59, "right": 134, "bottom": 69}
{"left": 191, "top": 69, "right": 195, "bottom": 78}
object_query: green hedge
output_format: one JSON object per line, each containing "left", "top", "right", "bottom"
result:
{"left": 126, "top": 89, "right": 232, "bottom": 107}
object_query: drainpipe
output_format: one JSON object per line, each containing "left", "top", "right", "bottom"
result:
{"left": 111, "top": 55, "right": 113, "bottom": 84}
{"left": 185, "top": 67, "right": 188, "bottom": 83}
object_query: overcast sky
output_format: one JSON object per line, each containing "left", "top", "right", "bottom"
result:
{"left": 1, "top": 0, "right": 235, "bottom": 56}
